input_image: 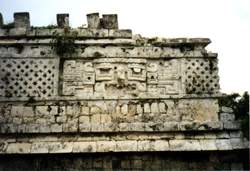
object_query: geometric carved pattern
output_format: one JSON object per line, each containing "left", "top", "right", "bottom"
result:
{"left": 62, "top": 59, "right": 182, "bottom": 97}
{"left": 147, "top": 59, "right": 181, "bottom": 95}
{"left": 0, "top": 58, "right": 57, "bottom": 98}
{"left": 63, "top": 60, "right": 95, "bottom": 95}
{"left": 184, "top": 58, "right": 219, "bottom": 94}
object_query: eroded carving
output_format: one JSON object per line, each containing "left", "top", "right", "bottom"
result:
{"left": 62, "top": 59, "right": 181, "bottom": 98}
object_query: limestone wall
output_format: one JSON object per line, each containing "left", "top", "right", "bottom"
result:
{"left": 0, "top": 12, "right": 248, "bottom": 169}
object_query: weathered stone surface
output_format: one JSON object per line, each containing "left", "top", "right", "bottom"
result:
{"left": 223, "top": 121, "right": 241, "bottom": 130}
{"left": 6, "top": 143, "right": 31, "bottom": 153}
{"left": 87, "top": 13, "right": 100, "bottom": 29}
{"left": 72, "top": 142, "right": 96, "bottom": 152}
{"left": 220, "top": 112, "right": 235, "bottom": 122}
{"left": 200, "top": 140, "right": 217, "bottom": 150}
{"left": 169, "top": 140, "right": 201, "bottom": 151}
{"left": 14, "top": 12, "right": 30, "bottom": 28}
{"left": 0, "top": 12, "right": 248, "bottom": 164}
{"left": 116, "top": 141, "right": 137, "bottom": 152}
{"left": 221, "top": 106, "right": 233, "bottom": 113}
{"left": 102, "top": 14, "right": 118, "bottom": 29}
{"left": 215, "top": 139, "right": 232, "bottom": 150}
{"left": 57, "top": 13, "right": 69, "bottom": 28}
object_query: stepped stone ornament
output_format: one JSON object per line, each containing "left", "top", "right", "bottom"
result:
{"left": 0, "top": 11, "right": 248, "bottom": 170}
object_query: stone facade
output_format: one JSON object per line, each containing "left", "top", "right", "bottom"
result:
{"left": 0, "top": 12, "right": 249, "bottom": 170}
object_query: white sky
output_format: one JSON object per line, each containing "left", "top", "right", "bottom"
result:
{"left": 0, "top": 0, "right": 250, "bottom": 94}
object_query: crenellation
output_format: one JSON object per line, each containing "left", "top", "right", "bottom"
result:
{"left": 14, "top": 12, "right": 30, "bottom": 29}
{"left": 87, "top": 13, "right": 101, "bottom": 29}
{"left": 56, "top": 13, "right": 69, "bottom": 28}
{"left": 0, "top": 13, "right": 3, "bottom": 28}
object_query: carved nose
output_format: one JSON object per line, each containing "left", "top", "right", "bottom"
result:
{"left": 117, "top": 71, "right": 125, "bottom": 80}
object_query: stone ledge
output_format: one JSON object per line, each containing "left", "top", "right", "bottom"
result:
{"left": 0, "top": 28, "right": 133, "bottom": 38}
{"left": 0, "top": 45, "right": 217, "bottom": 58}
{"left": 0, "top": 138, "right": 248, "bottom": 154}
{"left": 0, "top": 121, "right": 230, "bottom": 134}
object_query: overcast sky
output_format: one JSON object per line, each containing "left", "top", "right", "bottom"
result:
{"left": 0, "top": 0, "right": 249, "bottom": 94}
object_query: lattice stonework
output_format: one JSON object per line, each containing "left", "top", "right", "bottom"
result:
{"left": 0, "top": 58, "right": 58, "bottom": 98}
{"left": 184, "top": 58, "right": 219, "bottom": 94}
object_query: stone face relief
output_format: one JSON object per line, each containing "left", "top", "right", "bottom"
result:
{"left": 147, "top": 59, "right": 181, "bottom": 96}
{"left": 62, "top": 58, "right": 182, "bottom": 98}
{"left": 62, "top": 60, "right": 95, "bottom": 96}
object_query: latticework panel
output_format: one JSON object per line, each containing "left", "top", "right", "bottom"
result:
{"left": 184, "top": 58, "right": 219, "bottom": 94}
{"left": 0, "top": 58, "right": 58, "bottom": 98}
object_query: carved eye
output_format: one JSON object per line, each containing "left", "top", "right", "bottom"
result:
{"left": 133, "top": 68, "right": 141, "bottom": 73}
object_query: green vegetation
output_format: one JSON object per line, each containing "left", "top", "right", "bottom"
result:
{"left": 219, "top": 91, "right": 249, "bottom": 139}
{"left": 50, "top": 27, "right": 78, "bottom": 56}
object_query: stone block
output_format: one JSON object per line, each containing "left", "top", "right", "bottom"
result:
{"left": 129, "top": 122, "right": 145, "bottom": 131}
{"left": 223, "top": 121, "right": 241, "bottom": 130}
{"left": 151, "top": 102, "right": 159, "bottom": 114}
{"left": 36, "top": 106, "right": 50, "bottom": 116}
{"left": 215, "top": 139, "right": 232, "bottom": 150}
{"left": 79, "top": 123, "right": 91, "bottom": 132}
{"left": 159, "top": 102, "right": 167, "bottom": 113}
{"left": 137, "top": 140, "right": 154, "bottom": 151}
{"left": 230, "top": 138, "right": 248, "bottom": 149}
{"left": 56, "top": 115, "right": 67, "bottom": 123}
{"left": 96, "top": 141, "right": 116, "bottom": 152}
{"left": 48, "top": 142, "right": 73, "bottom": 153}
{"left": 136, "top": 104, "right": 143, "bottom": 114}
{"left": 91, "top": 123, "right": 104, "bottom": 132}
{"left": 221, "top": 106, "right": 233, "bottom": 113}
{"left": 90, "top": 106, "right": 101, "bottom": 114}
{"left": 91, "top": 114, "right": 101, "bottom": 124}
{"left": 26, "top": 124, "right": 40, "bottom": 133}
{"left": 23, "top": 106, "right": 35, "bottom": 117}
{"left": 144, "top": 103, "right": 151, "bottom": 114}
{"left": 119, "top": 123, "right": 130, "bottom": 131}
{"left": 108, "top": 29, "right": 132, "bottom": 38}
{"left": 163, "top": 122, "right": 179, "bottom": 131}
{"left": 6, "top": 143, "right": 31, "bottom": 153}
{"left": 81, "top": 106, "right": 89, "bottom": 115}
{"left": 100, "top": 114, "right": 111, "bottom": 123}
{"left": 72, "top": 142, "right": 96, "bottom": 152}
{"left": 200, "top": 140, "right": 217, "bottom": 150}
{"left": 229, "top": 131, "right": 242, "bottom": 138}
{"left": 116, "top": 141, "right": 137, "bottom": 152}
{"left": 57, "top": 13, "right": 69, "bottom": 28}
{"left": 63, "top": 119, "right": 78, "bottom": 132}
{"left": 169, "top": 140, "right": 201, "bottom": 151}
{"left": 11, "top": 106, "right": 22, "bottom": 116}
{"left": 87, "top": 13, "right": 100, "bottom": 29}
{"left": 39, "top": 124, "right": 51, "bottom": 133}
{"left": 50, "top": 124, "right": 62, "bottom": 133}
{"left": 31, "top": 142, "right": 49, "bottom": 153}
{"left": 220, "top": 113, "right": 235, "bottom": 122}
{"left": 102, "top": 14, "right": 118, "bottom": 29}
{"left": 216, "top": 132, "right": 230, "bottom": 139}
{"left": 198, "top": 121, "right": 223, "bottom": 130}
{"left": 178, "top": 99, "right": 219, "bottom": 122}
{"left": 79, "top": 116, "right": 90, "bottom": 124}
{"left": 14, "top": 12, "right": 30, "bottom": 28}
{"left": 154, "top": 140, "right": 169, "bottom": 151}
{"left": 121, "top": 104, "right": 128, "bottom": 114}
